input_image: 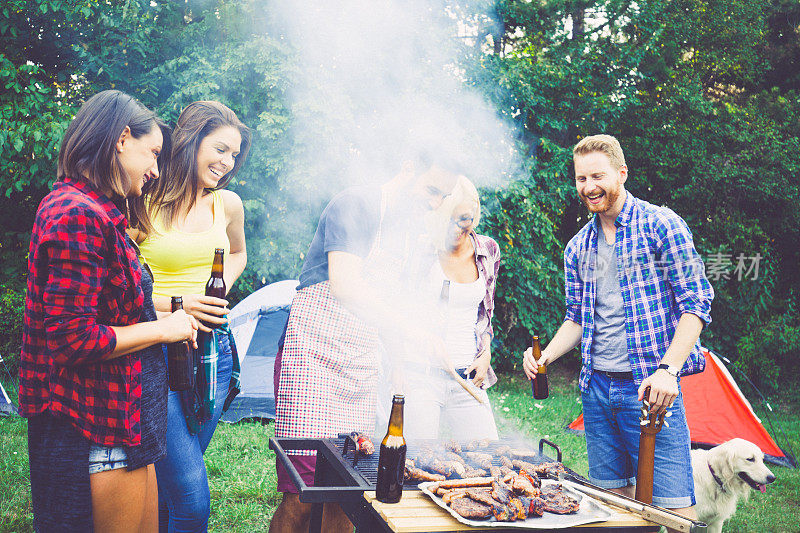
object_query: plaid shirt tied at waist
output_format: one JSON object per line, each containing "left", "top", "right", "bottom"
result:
{"left": 19, "top": 176, "right": 146, "bottom": 446}
{"left": 563, "top": 192, "right": 714, "bottom": 392}
{"left": 181, "top": 323, "right": 241, "bottom": 435}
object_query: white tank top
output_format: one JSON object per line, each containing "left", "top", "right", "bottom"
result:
{"left": 429, "top": 260, "right": 485, "bottom": 369}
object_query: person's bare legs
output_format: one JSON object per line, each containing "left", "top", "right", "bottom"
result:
{"left": 139, "top": 464, "right": 159, "bottom": 533}
{"left": 269, "top": 493, "right": 353, "bottom": 533}
{"left": 91, "top": 464, "right": 158, "bottom": 533}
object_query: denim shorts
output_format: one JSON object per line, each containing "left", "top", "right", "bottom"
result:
{"left": 88, "top": 445, "right": 129, "bottom": 475}
{"left": 582, "top": 371, "right": 695, "bottom": 508}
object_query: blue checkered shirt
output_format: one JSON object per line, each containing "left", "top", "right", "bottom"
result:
{"left": 563, "top": 193, "right": 714, "bottom": 392}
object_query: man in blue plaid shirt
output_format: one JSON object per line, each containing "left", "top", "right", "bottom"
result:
{"left": 523, "top": 135, "right": 713, "bottom": 523}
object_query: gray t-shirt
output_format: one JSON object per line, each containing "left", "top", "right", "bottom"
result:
{"left": 297, "top": 186, "right": 381, "bottom": 290}
{"left": 591, "top": 232, "right": 631, "bottom": 372}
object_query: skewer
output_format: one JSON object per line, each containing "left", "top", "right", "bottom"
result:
{"left": 447, "top": 366, "right": 487, "bottom": 404}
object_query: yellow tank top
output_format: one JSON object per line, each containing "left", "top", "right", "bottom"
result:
{"left": 139, "top": 190, "right": 230, "bottom": 298}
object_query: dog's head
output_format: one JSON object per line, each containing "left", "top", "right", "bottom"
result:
{"left": 708, "top": 438, "right": 776, "bottom": 495}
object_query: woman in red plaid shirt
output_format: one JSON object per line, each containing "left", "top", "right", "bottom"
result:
{"left": 19, "top": 90, "right": 198, "bottom": 532}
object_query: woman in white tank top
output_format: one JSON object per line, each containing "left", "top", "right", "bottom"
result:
{"left": 402, "top": 176, "right": 500, "bottom": 441}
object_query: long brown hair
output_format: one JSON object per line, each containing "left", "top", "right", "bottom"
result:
{"left": 58, "top": 90, "right": 169, "bottom": 229}
{"left": 135, "top": 101, "right": 251, "bottom": 232}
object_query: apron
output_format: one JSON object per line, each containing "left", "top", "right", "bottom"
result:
{"left": 275, "top": 187, "right": 406, "bottom": 443}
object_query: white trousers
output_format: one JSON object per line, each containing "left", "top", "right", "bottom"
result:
{"left": 402, "top": 370, "right": 498, "bottom": 441}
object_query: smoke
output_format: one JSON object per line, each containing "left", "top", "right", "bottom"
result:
{"left": 268, "top": 0, "right": 524, "bottom": 440}
{"left": 270, "top": 0, "right": 521, "bottom": 197}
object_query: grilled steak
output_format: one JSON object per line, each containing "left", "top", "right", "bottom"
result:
{"left": 541, "top": 484, "right": 581, "bottom": 514}
{"left": 450, "top": 496, "right": 492, "bottom": 519}
{"left": 490, "top": 480, "right": 514, "bottom": 504}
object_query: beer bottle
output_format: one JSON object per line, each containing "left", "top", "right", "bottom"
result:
{"left": 376, "top": 394, "right": 407, "bottom": 503}
{"left": 167, "top": 297, "right": 194, "bottom": 391}
{"left": 205, "top": 248, "right": 226, "bottom": 300}
{"left": 531, "top": 335, "right": 549, "bottom": 399}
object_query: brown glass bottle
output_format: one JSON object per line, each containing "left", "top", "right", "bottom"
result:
{"left": 531, "top": 335, "right": 549, "bottom": 399}
{"left": 376, "top": 394, "right": 407, "bottom": 503}
{"left": 205, "top": 248, "right": 226, "bottom": 300}
{"left": 167, "top": 297, "right": 194, "bottom": 391}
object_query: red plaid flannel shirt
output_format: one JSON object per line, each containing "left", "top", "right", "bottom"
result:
{"left": 19, "top": 176, "right": 146, "bottom": 446}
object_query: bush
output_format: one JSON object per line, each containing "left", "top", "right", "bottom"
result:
{"left": 0, "top": 285, "right": 25, "bottom": 377}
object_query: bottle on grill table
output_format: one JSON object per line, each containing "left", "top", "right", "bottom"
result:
{"left": 167, "top": 296, "right": 194, "bottom": 391}
{"left": 376, "top": 394, "right": 407, "bottom": 503}
{"left": 531, "top": 335, "right": 549, "bottom": 399}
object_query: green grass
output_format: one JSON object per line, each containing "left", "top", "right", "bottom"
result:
{"left": 2, "top": 370, "right": 799, "bottom": 532}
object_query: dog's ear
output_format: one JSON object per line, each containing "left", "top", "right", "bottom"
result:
{"left": 709, "top": 442, "right": 736, "bottom": 485}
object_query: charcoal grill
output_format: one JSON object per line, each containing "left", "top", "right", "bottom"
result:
{"left": 269, "top": 435, "right": 587, "bottom": 532}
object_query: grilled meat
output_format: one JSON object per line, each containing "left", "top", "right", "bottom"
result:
{"left": 534, "top": 461, "right": 567, "bottom": 479}
{"left": 541, "top": 484, "right": 581, "bottom": 514}
{"left": 444, "top": 439, "right": 462, "bottom": 453}
{"left": 349, "top": 432, "right": 374, "bottom": 455}
{"left": 490, "top": 480, "right": 514, "bottom": 504}
{"left": 488, "top": 465, "right": 501, "bottom": 478}
{"left": 415, "top": 451, "right": 463, "bottom": 478}
{"left": 463, "top": 452, "right": 493, "bottom": 469}
{"left": 510, "top": 474, "right": 539, "bottom": 497}
{"left": 491, "top": 502, "right": 517, "bottom": 522}
{"left": 519, "top": 468, "right": 542, "bottom": 489}
{"left": 500, "top": 465, "right": 514, "bottom": 477}
{"left": 405, "top": 466, "right": 446, "bottom": 482}
{"left": 495, "top": 445, "right": 511, "bottom": 456}
{"left": 463, "top": 438, "right": 491, "bottom": 451}
{"left": 442, "top": 452, "right": 466, "bottom": 464}
{"left": 464, "top": 489, "right": 497, "bottom": 506}
{"left": 499, "top": 455, "right": 514, "bottom": 469}
{"left": 437, "top": 476, "right": 495, "bottom": 489}
{"left": 463, "top": 467, "right": 488, "bottom": 478}
{"left": 442, "top": 488, "right": 471, "bottom": 504}
{"left": 449, "top": 496, "right": 492, "bottom": 519}
{"left": 512, "top": 459, "right": 540, "bottom": 474}
{"left": 509, "top": 448, "right": 537, "bottom": 459}
{"left": 520, "top": 496, "right": 545, "bottom": 517}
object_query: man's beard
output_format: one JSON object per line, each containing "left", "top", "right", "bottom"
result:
{"left": 582, "top": 185, "right": 621, "bottom": 214}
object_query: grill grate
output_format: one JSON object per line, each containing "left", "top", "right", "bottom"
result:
{"left": 334, "top": 434, "right": 585, "bottom": 490}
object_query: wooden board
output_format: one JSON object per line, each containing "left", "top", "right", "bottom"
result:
{"left": 364, "top": 491, "right": 659, "bottom": 532}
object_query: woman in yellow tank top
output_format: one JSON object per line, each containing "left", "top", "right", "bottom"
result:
{"left": 129, "top": 101, "right": 250, "bottom": 532}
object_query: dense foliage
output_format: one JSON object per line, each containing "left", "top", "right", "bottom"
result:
{"left": 1, "top": 0, "right": 797, "bottom": 395}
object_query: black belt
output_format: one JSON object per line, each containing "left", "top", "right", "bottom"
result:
{"left": 595, "top": 369, "right": 634, "bottom": 380}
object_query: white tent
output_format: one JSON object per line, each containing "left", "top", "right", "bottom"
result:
{"left": 221, "top": 280, "right": 297, "bottom": 423}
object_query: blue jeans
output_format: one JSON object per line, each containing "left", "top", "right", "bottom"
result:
{"left": 582, "top": 371, "right": 695, "bottom": 508}
{"left": 156, "top": 334, "right": 233, "bottom": 532}
{"left": 88, "top": 445, "right": 129, "bottom": 474}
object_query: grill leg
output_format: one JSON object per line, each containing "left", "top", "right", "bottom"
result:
{"left": 308, "top": 503, "right": 323, "bottom": 533}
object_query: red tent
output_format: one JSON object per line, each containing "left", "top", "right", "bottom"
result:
{"left": 567, "top": 349, "right": 794, "bottom": 467}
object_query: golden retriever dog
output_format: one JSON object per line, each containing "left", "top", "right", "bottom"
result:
{"left": 691, "top": 438, "right": 776, "bottom": 533}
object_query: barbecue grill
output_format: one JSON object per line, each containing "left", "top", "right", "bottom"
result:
{"left": 269, "top": 435, "right": 668, "bottom": 532}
